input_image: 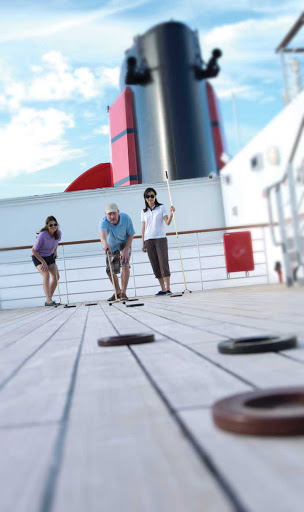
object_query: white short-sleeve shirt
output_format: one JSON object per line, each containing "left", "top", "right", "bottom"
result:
{"left": 141, "top": 204, "right": 168, "bottom": 241}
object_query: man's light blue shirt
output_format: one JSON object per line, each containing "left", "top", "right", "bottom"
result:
{"left": 100, "top": 212, "right": 135, "bottom": 252}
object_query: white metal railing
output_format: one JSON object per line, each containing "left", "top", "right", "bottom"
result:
{"left": 0, "top": 227, "right": 270, "bottom": 309}
{"left": 265, "top": 114, "right": 304, "bottom": 286}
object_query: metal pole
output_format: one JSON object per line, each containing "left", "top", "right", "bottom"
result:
{"left": 287, "top": 161, "right": 304, "bottom": 267}
{"left": 131, "top": 251, "right": 137, "bottom": 297}
{"left": 196, "top": 232, "right": 204, "bottom": 290}
{"left": 165, "top": 170, "right": 190, "bottom": 292}
{"left": 231, "top": 91, "right": 241, "bottom": 152}
{"left": 57, "top": 280, "right": 62, "bottom": 305}
{"left": 62, "top": 245, "right": 71, "bottom": 305}
{"left": 280, "top": 51, "right": 290, "bottom": 105}
{"left": 275, "top": 185, "right": 293, "bottom": 286}
{"left": 262, "top": 227, "right": 270, "bottom": 284}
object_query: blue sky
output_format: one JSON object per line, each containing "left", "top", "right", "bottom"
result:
{"left": 0, "top": 0, "right": 303, "bottom": 199}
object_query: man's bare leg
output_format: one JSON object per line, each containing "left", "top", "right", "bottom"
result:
{"left": 108, "top": 273, "right": 121, "bottom": 296}
{"left": 121, "top": 266, "right": 130, "bottom": 295}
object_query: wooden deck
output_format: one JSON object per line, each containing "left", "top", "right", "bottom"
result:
{"left": 1, "top": 284, "right": 304, "bottom": 512}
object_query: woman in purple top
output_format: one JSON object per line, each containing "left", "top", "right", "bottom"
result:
{"left": 32, "top": 216, "right": 62, "bottom": 306}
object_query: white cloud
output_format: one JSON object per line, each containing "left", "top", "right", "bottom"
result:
{"left": 201, "top": 16, "right": 295, "bottom": 101}
{"left": 31, "top": 65, "right": 43, "bottom": 73}
{"left": 25, "top": 183, "right": 70, "bottom": 187}
{"left": 0, "top": 0, "right": 149, "bottom": 43}
{"left": 94, "top": 124, "right": 110, "bottom": 135}
{"left": 0, "top": 51, "right": 120, "bottom": 109}
{"left": 260, "top": 96, "right": 276, "bottom": 104}
{"left": 83, "top": 111, "right": 96, "bottom": 119}
{"left": 202, "top": 16, "right": 294, "bottom": 64}
{"left": 223, "top": 121, "right": 260, "bottom": 154}
{"left": 0, "top": 107, "right": 81, "bottom": 179}
{"left": 160, "top": 0, "right": 303, "bottom": 21}
{"left": 97, "top": 66, "right": 120, "bottom": 88}
{"left": 211, "top": 74, "right": 262, "bottom": 101}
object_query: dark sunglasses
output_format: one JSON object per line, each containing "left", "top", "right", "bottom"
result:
{"left": 48, "top": 223, "right": 58, "bottom": 227}
{"left": 145, "top": 194, "right": 155, "bottom": 199}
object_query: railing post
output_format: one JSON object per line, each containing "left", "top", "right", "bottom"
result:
{"left": 62, "top": 245, "right": 71, "bottom": 305}
{"left": 275, "top": 185, "right": 293, "bottom": 286}
{"left": 262, "top": 227, "right": 270, "bottom": 284}
{"left": 131, "top": 251, "right": 137, "bottom": 297}
{"left": 287, "top": 161, "right": 304, "bottom": 267}
{"left": 196, "top": 232, "right": 204, "bottom": 290}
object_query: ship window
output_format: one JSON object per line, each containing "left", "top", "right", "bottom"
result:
{"left": 266, "top": 146, "right": 280, "bottom": 166}
{"left": 250, "top": 154, "right": 263, "bottom": 171}
{"left": 232, "top": 206, "right": 238, "bottom": 216}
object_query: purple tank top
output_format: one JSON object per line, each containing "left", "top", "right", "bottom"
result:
{"left": 33, "top": 230, "right": 61, "bottom": 257}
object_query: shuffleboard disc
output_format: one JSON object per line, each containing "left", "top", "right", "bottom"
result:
{"left": 212, "top": 387, "right": 304, "bottom": 436}
{"left": 218, "top": 335, "right": 297, "bottom": 354}
{"left": 98, "top": 333, "right": 155, "bottom": 347}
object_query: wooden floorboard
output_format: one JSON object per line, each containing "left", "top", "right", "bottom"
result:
{"left": 180, "top": 408, "right": 304, "bottom": 512}
{"left": 0, "top": 306, "right": 81, "bottom": 389}
{"left": 0, "top": 425, "right": 58, "bottom": 512}
{"left": 52, "top": 349, "right": 232, "bottom": 512}
{"left": 0, "top": 284, "right": 304, "bottom": 512}
{"left": 0, "top": 307, "right": 88, "bottom": 426}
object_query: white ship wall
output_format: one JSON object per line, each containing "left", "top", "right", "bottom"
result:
{"left": 1, "top": 177, "right": 224, "bottom": 248}
{"left": 221, "top": 89, "right": 304, "bottom": 226}
{"left": 220, "top": 89, "right": 304, "bottom": 283}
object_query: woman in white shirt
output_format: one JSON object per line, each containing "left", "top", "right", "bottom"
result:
{"left": 141, "top": 187, "right": 175, "bottom": 295}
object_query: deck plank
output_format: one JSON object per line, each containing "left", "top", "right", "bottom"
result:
{"left": 0, "top": 425, "right": 58, "bottom": 512}
{"left": 52, "top": 349, "right": 233, "bottom": 512}
{"left": 180, "top": 408, "right": 304, "bottom": 512}
{"left": 0, "top": 307, "right": 46, "bottom": 329}
{"left": 0, "top": 306, "right": 82, "bottom": 388}
{"left": 118, "top": 299, "right": 304, "bottom": 389}
{"left": 0, "top": 307, "right": 67, "bottom": 349}
{"left": 0, "top": 307, "right": 88, "bottom": 426}
{"left": 101, "top": 304, "right": 251, "bottom": 407}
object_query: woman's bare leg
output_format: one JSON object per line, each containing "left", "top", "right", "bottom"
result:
{"left": 48, "top": 264, "right": 59, "bottom": 300}
{"left": 37, "top": 265, "right": 52, "bottom": 302}
{"left": 158, "top": 277, "right": 166, "bottom": 291}
{"left": 164, "top": 276, "right": 171, "bottom": 291}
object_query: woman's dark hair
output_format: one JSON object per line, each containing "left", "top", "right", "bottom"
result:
{"left": 39, "top": 216, "right": 60, "bottom": 239}
{"left": 143, "top": 187, "right": 163, "bottom": 212}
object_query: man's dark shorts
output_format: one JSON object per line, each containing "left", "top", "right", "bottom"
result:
{"left": 32, "top": 253, "right": 56, "bottom": 267}
{"left": 106, "top": 244, "right": 131, "bottom": 275}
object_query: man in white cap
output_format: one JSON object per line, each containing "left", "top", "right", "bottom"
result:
{"left": 99, "top": 203, "right": 135, "bottom": 301}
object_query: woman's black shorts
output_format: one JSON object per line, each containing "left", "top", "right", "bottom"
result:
{"left": 32, "top": 253, "right": 56, "bottom": 267}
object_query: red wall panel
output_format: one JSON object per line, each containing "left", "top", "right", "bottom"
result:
{"left": 206, "top": 82, "right": 226, "bottom": 172}
{"left": 223, "top": 231, "right": 255, "bottom": 273}
{"left": 109, "top": 87, "right": 138, "bottom": 187}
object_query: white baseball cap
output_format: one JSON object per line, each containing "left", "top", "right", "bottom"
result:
{"left": 105, "top": 202, "right": 119, "bottom": 214}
